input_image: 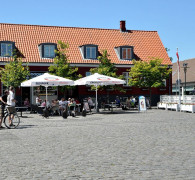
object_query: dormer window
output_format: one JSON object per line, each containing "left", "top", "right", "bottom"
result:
{"left": 0, "top": 41, "right": 15, "bottom": 57}
{"left": 44, "top": 45, "right": 55, "bottom": 58}
{"left": 80, "top": 44, "right": 98, "bottom": 59}
{"left": 122, "top": 48, "right": 131, "bottom": 59}
{"left": 115, "top": 46, "right": 134, "bottom": 60}
{"left": 38, "top": 43, "right": 57, "bottom": 58}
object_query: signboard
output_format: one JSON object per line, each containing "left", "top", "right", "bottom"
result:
{"left": 139, "top": 96, "right": 147, "bottom": 112}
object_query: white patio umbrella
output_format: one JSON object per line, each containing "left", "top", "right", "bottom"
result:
{"left": 74, "top": 73, "right": 126, "bottom": 111}
{"left": 21, "top": 73, "right": 74, "bottom": 104}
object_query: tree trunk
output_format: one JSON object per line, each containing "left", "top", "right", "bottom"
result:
{"left": 149, "top": 87, "right": 152, "bottom": 109}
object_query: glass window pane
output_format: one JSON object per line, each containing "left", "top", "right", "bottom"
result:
{"left": 1, "top": 43, "right": 6, "bottom": 56}
{"left": 49, "top": 45, "right": 55, "bottom": 58}
{"left": 122, "top": 72, "right": 130, "bottom": 86}
{"left": 1, "top": 43, "right": 12, "bottom": 56}
{"left": 86, "top": 47, "right": 90, "bottom": 58}
{"left": 44, "top": 45, "right": 49, "bottom": 57}
{"left": 7, "top": 44, "right": 12, "bottom": 56}
{"left": 127, "top": 48, "right": 131, "bottom": 59}
{"left": 91, "top": 47, "right": 96, "bottom": 58}
{"left": 122, "top": 48, "right": 126, "bottom": 59}
{"left": 86, "top": 72, "right": 91, "bottom": 76}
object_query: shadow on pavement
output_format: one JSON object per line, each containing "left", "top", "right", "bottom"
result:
{"left": 17, "top": 125, "right": 37, "bottom": 129}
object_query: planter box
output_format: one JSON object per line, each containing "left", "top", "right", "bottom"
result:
{"left": 180, "top": 104, "right": 195, "bottom": 113}
{"left": 166, "top": 103, "right": 180, "bottom": 112}
{"left": 157, "top": 102, "right": 167, "bottom": 109}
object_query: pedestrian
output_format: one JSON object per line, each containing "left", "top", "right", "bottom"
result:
{"left": 7, "top": 86, "right": 16, "bottom": 107}
{"left": 0, "top": 90, "right": 9, "bottom": 129}
{"left": 7, "top": 86, "right": 16, "bottom": 126}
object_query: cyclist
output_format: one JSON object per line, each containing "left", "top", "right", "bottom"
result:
{"left": 0, "top": 90, "right": 9, "bottom": 129}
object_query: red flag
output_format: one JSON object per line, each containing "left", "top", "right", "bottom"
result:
{"left": 176, "top": 49, "right": 180, "bottom": 72}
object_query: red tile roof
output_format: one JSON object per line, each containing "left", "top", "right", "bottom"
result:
{"left": 0, "top": 23, "right": 172, "bottom": 65}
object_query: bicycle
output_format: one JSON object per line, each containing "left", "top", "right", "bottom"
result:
{"left": 3, "top": 106, "right": 20, "bottom": 129}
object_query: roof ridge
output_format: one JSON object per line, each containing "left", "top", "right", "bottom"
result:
{"left": 0, "top": 22, "right": 157, "bottom": 32}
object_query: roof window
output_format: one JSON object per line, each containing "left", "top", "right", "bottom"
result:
{"left": 115, "top": 46, "right": 134, "bottom": 60}
{"left": 38, "top": 43, "right": 57, "bottom": 58}
{"left": 0, "top": 41, "right": 15, "bottom": 57}
{"left": 80, "top": 44, "right": 98, "bottom": 59}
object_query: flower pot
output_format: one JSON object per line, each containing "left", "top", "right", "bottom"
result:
{"left": 180, "top": 104, "right": 195, "bottom": 113}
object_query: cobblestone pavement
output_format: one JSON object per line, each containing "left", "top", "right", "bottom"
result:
{"left": 0, "top": 109, "right": 194, "bottom": 180}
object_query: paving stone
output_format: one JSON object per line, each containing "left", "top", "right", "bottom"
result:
{"left": 0, "top": 109, "right": 194, "bottom": 179}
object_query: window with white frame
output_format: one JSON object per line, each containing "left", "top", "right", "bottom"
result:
{"left": 0, "top": 42, "right": 14, "bottom": 57}
{"left": 162, "top": 79, "right": 166, "bottom": 87}
{"left": 79, "top": 44, "right": 98, "bottom": 59}
{"left": 122, "top": 48, "right": 131, "bottom": 59}
{"left": 114, "top": 46, "right": 134, "bottom": 60}
{"left": 38, "top": 43, "right": 57, "bottom": 58}
{"left": 86, "top": 46, "right": 96, "bottom": 59}
{"left": 43, "top": 45, "right": 55, "bottom": 58}
{"left": 122, "top": 72, "right": 130, "bottom": 86}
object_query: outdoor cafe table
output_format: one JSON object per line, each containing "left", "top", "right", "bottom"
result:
{"left": 15, "top": 106, "right": 28, "bottom": 117}
{"left": 104, "top": 102, "right": 117, "bottom": 112}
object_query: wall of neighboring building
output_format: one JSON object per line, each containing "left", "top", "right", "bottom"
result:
{"left": 172, "top": 58, "right": 195, "bottom": 95}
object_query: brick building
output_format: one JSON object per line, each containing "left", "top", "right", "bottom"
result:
{"left": 0, "top": 21, "right": 172, "bottom": 105}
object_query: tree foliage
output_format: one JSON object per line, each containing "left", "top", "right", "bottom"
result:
{"left": 0, "top": 55, "right": 30, "bottom": 88}
{"left": 165, "top": 48, "right": 173, "bottom": 62}
{"left": 48, "top": 40, "right": 81, "bottom": 80}
{"left": 129, "top": 58, "right": 172, "bottom": 106}
{"left": 48, "top": 41, "right": 81, "bottom": 94}
{"left": 90, "top": 50, "right": 125, "bottom": 92}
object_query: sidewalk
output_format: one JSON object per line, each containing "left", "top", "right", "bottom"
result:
{"left": 0, "top": 109, "right": 194, "bottom": 179}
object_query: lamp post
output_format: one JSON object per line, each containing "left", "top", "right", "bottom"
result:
{"left": 182, "top": 63, "right": 188, "bottom": 95}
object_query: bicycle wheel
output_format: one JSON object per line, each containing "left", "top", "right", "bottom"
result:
{"left": 4, "top": 114, "right": 20, "bottom": 129}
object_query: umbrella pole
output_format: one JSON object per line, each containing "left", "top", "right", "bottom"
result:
{"left": 46, "top": 86, "right": 48, "bottom": 108}
{"left": 96, "top": 84, "right": 98, "bottom": 112}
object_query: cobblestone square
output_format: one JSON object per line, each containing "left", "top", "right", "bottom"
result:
{"left": 0, "top": 109, "right": 194, "bottom": 179}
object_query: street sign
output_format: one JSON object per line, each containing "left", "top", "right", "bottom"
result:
{"left": 176, "top": 79, "right": 181, "bottom": 85}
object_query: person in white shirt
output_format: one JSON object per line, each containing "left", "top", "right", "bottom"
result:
{"left": 88, "top": 97, "right": 94, "bottom": 112}
{"left": 7, "top": 86, "right": 16, "bottom": 107}
{"left": 7, "top": 86, "right": 16, "bottom": 126}
{"left": 59, "top": 97, "right": 68, "bottom": 115}
{"left": 36, "top": 95, "right": 42, "bottom": 106}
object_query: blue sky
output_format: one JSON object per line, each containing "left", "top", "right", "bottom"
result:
{"left": 0, "top": 0, "right": 194, "bottom": 63}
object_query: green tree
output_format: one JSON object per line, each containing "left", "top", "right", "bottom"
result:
{"left": 48, "top": 41, "right": 81, "bottom": 94}
{"left": 129, "top": 58, "right": 172, "bottom": 107}
{"left": 165, "top": 48, "right": 173, "bottom": 62}
{"left": 0, "top": 54, "right": 30, "bottom": 88}
{"left": 90, "top": 50, "right": 125, "bottom": 92}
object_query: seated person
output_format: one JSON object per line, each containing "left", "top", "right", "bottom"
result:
{"left": 88, "top": 97, "right": 94, "bottom": 111}
{"left": 115, "top": 96, "right": 121, "bottom": 107}
{"left": 41, "top": 100, "right": 46, "bottom": 107}
{"left": 69, "top": 98, "right": 76, "bottom": 106}
{"left": 36, "top": 95, "right": 42, "bottom": 106}
{"left": 75, "top": 99, "right": 80, "bottom": 104}
{"left": 41, "top": 100, "right": 50, "bottom": 108}
{"left": 68, "top": 98, "right": 76, "bottom": 114}
{"left": 24, "top": 98, "right": 30, "bottom": 107}
{"left": 50, "top": 99, "right": 59, "bottom": 115}
{"left": 130, "top": 96, "right": 136, "bottom": 108}
{"left": 59, "top": 97, "right": 68, "bottom": 114}
{"left": 126, "top": 97, "right": 131, "bottom": 109}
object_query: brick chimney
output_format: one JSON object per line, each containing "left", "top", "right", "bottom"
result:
{"left": 120, "top": 20, "right": 126, "bottom": 32}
